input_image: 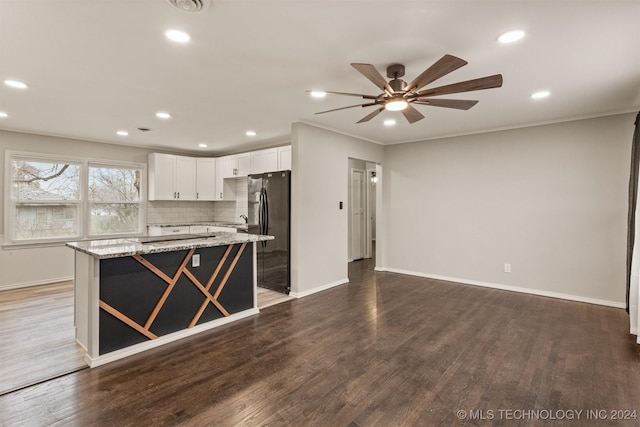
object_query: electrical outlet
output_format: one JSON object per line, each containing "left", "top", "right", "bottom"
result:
{"left": 504, "top": 263, "right": 511, "bottom": 273}
{"left": 192, "top": 254, "right": 200, "bottom": 268}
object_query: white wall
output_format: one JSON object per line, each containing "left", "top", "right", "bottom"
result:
{"left": 0, "top": 130, "right": 154, "bottom": 289}
{"left": 382, "top": 113, "right": 635, "bottom": 307}
{"left": 290, "top": 123, "right": 384, "bottom": 297}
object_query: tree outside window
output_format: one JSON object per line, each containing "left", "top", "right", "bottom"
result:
{"left": 11, "top": 159, "right": 81, "bottom": 240}
{"left": 8, "top": 153, "right": 145, "bottom": 243}
{"left": 88, "top": 165, "right": 142, "bottom": 236}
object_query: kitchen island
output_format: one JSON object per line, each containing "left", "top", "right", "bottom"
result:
{"left": 66, "top": 232, "right": 273, "bottom": 367}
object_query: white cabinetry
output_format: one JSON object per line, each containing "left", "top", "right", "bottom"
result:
{"left": 149, "top": 153, "right": 196, "bottom": 200}
{"left": 196, "top": 158, "right": 216, "bottom": 201}
{"left": 147, "top": 225, "right": 190, "bottom": 236}
{"left": 148, "top": 153, "right": 176, "bottom": 200}
{"left": 215, "top": 157, "right": 238, "bottom": 201}
{"left": 220, "top": 153, "right": 250, "bottom": 178}
{"left": 250, "top": 148, "right": 278, "bottom": 174}
{"left": 190, "top": 225, "right": 237, "bottom": 234}
{"left": 250, "top": 145, "right": 291, "bottom": 174}
{"left": 278, "top": 145, "right": 292, "bottom": 171}
{"left": 238, "top": 153, "right": 250, "bottom": 176}
{"left": 175, "top": 156, "right": 196, "bottom": 200}
{"left": 207, "top": 226, "right": 237, "bottom": 233}
{"left": 149, "top": 146, "right": 289, "bottom": 202}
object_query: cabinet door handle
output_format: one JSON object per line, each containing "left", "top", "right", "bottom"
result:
{"left": 197, "top": 193, "right": 199, "bottom": 199}
{"left": 177, "top": 192, "right": 180, "bottom": 199}
{"left": 174, "top": 192, "right": 177, "bottom": 199}
{"left": 220, "top": 192, "right": 223, "bottom": 199}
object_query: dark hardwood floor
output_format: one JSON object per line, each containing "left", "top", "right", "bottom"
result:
{"left": 1, "top": 259, "right": 639, "bottom": 426}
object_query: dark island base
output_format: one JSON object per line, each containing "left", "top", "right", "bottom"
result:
{"left": 98, "top": 243, "right": 253, "bottom": 355}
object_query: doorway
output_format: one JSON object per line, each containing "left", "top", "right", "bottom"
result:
{"left": 348, "top": 158, "right": 378, "bottom": 265}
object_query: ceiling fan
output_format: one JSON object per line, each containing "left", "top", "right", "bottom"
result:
{"left": 310, "top": 54, "right": 503, "bottom": 124}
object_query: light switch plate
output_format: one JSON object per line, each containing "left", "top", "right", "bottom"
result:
{"left": 192, "top": 253, "right": 200, "bottom": 267}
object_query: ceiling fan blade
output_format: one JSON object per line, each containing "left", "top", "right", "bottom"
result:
{"left": 315, "top": 102, "right": 377, "bottom": 115}
{"left": 351, "top": 63, "right": 393, "bottom": 94}
{"left": 323, "top": 90, "right": 381, "bottom": 100}
{"left": 413, "top": 98, "right": 479, "bottom": 110}
{"left": 357, "top": 107, "right": 385, "bottom": 123}
{"left": 405, "top": 54, "right": 468, "bottom": 92}
{"left": 417, "top": 74, "right": 503, "bottom": 97}
{"left": 401, "top": 105, "right": 425, "bottom": 124}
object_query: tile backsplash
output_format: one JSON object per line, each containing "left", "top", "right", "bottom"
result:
{"left": 214, "top": 178, "right": 248, "bottom": 223}
{"left": 146, "top": 178, "right": 249, "bottom": 225}
{"left": 146, "top": 201, "right": 215, "bottom": 225}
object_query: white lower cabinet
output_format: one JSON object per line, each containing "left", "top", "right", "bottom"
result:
{"left": 147, "top": 226, "right": 190, "bottom": 236}
{"left": 148, "top": 225, "right": 237, "bottom": 235}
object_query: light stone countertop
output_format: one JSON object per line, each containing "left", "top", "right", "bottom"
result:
{"left": 66, "top": 232, "right": 272, "bottom": 259}
{"left": 148, "top": 222, "right": 247, "bottom": 229}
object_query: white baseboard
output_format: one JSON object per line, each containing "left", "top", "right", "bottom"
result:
{"left": 290, "top": 278, "right": 349, "bottom": 298}
{"left": 379, "top": 267, "right": 626, "bottom": 309}
{"left": 0, "top": 276, "right": 74, "bottom": 292}
{"left": 85, "top": 308, "right": 259, "bottom": 368}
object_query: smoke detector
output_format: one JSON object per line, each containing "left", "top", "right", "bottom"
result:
{"left": 166, "top": 0, "right": 208, "bottom": 13}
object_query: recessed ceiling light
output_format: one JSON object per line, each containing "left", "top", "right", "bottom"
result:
{"left": 383, "top": 119, "right": 396, "bottom": 126}
{"left": 497, "top": 30, "right": 525, "bottom": 44}
{"left": 531, "top": 90, "right": 551, "bottom": 100}
{"left": 156, "top": 112, "right": 171, "bottom": 119}
{"left": 310, "top": 91, "right": 327, "bottom": 98}
{"left": 198, "top": 143, "right": 208, "bottom": 148}
{"left": 165, "top": 29, "right": 190, "bottom": 43}
{"left": 116, "top": 130, "right": 129, "bottom": 136}
{"left": 246, "top": 130, "right": 257, "bottom": 136}
{"left": 4, "top": 79, "right": 28, "bottom": 89}
{"left": 0, "top": 111, "right": 8, "bottom": 118}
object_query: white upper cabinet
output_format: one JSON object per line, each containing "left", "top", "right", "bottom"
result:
{"left": 237, "top": 152, "right": 250, "bottom": 176}
{"left": 214, "top": 157, "right": 226, "bottom": 200}
{"left": 175, "top": 155, "right": 197, "bottom": 200}
{"left": 196, "top": 158, "right": 216, "bottom": 201}
{"left": 220, "top": 153, "right": 250, "bottom": 178}
{"left": 149, "top": 154, "right": 206, "bottom": 201}
{"left": 278, "top": 145, "right": 292, "bottom": 171}
{"left": 149, "top": 146, "right": 290, "bottom": 201}
{"left": 148, "top": 153, "right": 177, "bottom": 200}
{"left": 250, "top": 148, "right": 278, "bottom": 175}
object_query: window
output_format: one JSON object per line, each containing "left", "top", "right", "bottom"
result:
{"left": 7, "top": 152, "right": 145, "bottom": 243}
{"left": 88, "top": 165, "right": 142, "bottom": 236}
{"left": 11, "top": 158, "right": 81, "bottom": 241}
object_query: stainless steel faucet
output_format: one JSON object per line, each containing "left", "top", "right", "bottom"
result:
{"left": 240, "top": 214, "right": 248, "bottom": 223}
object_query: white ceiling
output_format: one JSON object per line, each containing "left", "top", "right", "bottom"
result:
{"left": 1, "top": 0, "right": 639, "bottom": 155}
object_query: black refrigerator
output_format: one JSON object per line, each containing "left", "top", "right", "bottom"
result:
{"left": 248, "top": 170, "right": 291, "bottom": 294}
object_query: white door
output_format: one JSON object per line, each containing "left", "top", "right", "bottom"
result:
{"left": 351, "top": 169, "right": 366, "bottom": 260}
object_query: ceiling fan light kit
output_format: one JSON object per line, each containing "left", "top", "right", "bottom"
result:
{"left": 385, "top": 98, "right": 408, "bottom": 111}
{"left": 311, "top": 54, "right": 503, "bottom": 124}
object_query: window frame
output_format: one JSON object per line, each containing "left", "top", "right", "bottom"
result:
{"left": 87, "top": 162, "right": 145, "bottom": 238}
{"left": 4, "top": 150, "right": 146, "bottom": 246}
